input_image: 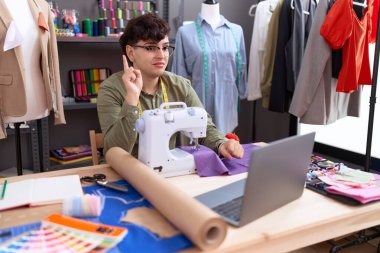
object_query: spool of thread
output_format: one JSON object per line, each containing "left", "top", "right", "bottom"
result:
{"left": 62, "top": 194, "right": 104, "bottom": 218}
{"left": 104, "top": 18, "right": 109, "bottom": 28}
{"left": 110, "top": 8, "right": 115, "bottom": 19}
{"left": 138, "top": 1, "right": 143, "bottom": 11}
{"left": 99, "top": 7, "right": 105, "bottom": 19}
{"left": 108, "top": 0, "right": 113, "bottom": 9}
{"left": 112, "top": 18, "right": 117, "bottom": 29}
{"left": 125, "top": 10, "right": 131, "bottom": 20}
{"left": 117, "top": 18, "right": 124, "bottom": 29}
{"left": 82, "top": 18, "right": 92, "bottom": 37}
{"left": 92, "top": 20, "right": 99, "bottom": 36}
{"left": 117, "top": 8, "right": 122, "bottom": 19}
{"left": 100, "top": 0, "right": 105, "bottom": 8}
{"left": 98, "top": 18, "right": 105, "bottom": 36}
{"left": 145, "top": 2, "right": 151, "bottom": 12}
{"left": 123, "top": 1, "right": 128, "bottom": 9}
{"left": 105, "top": 26, "right": 110, "bottom": 36}
{"left": 132, "top": 9, "right": 138, "bottom": 17}
{"left": 116, "top": 0, "right": 121, "bottom": 8}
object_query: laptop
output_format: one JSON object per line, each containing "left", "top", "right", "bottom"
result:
{"left": 195, "top": 132, "right": 315, "bottom": 227}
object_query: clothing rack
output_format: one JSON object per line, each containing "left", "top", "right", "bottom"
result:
{"left": 364, "top": 3, "right": 380, "bottom": 172}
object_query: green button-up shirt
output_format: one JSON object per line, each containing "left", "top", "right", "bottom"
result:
{"left": 97, "top": 71, "right": 225, "bottom": 158}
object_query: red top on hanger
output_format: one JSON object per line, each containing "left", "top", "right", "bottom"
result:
{"left": 320, "top": 0, "right": 373, "bottom": 93}
{"left": 370, "top": 0, "right": 379, "bottom": 43}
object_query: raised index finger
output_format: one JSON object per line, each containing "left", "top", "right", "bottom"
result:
{"left": 122, "top": 55, "right": 130, "bottom": 72}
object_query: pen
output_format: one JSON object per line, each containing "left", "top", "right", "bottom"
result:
{"left": 1, "top": 180, "right": 7, "bottom": 200}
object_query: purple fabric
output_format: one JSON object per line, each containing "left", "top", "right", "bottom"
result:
{"left": 179, "top": 144, "right": 258, "bottom": 177}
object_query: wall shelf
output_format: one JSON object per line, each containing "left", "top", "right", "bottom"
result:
{"left": 57, "top": 36, "right": 120, "bottom": 43}
{"left": 63, "top": 102, "right": 97, "bottom": 110}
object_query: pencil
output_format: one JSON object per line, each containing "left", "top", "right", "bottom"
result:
{"left": 1, "top": 180, "right": 7, "bottom": 200}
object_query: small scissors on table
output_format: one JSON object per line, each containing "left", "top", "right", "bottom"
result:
{"left": 80, "top": 173, "right": 129, "bottom": 192}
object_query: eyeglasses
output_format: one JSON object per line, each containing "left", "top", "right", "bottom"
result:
{"left": 132, "top": 44, "right": 175, "bottom": 57}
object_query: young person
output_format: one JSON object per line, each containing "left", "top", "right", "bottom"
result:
{"left": 97, "top": 13, "right": 243, "bottom": 160}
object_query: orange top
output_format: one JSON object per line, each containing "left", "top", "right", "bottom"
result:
{"left": 320, "top": 0, "right": 373, "bottom": 93}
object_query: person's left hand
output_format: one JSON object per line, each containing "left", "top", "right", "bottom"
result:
{"left": 218, "top": 139, "right": 244, "bottom": 159}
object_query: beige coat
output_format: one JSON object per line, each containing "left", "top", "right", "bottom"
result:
{"left": 0, "top": 0, "right": 65, "bottom": 139}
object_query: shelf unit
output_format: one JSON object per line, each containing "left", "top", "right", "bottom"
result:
{"left": 57, "top": 36, "right": 120, "bottom": 43}
{"left": 45, "top": 34, "right": 123, "bottom": 170}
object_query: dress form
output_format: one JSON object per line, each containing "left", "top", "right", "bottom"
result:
{"left": 3, "top": 0, "right": 49, "bottom": 124}
{"left": 3, "top": 0, "right": 49, "bottom": 175}
{"left": 201, "top": 1, "right": 221, "bottom": 30}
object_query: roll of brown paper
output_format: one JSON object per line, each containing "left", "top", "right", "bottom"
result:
{"left": 106, "top": 147, "right": 227, "bottom": 251}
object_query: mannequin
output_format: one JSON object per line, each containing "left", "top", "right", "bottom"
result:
{"left": 172, "top": 1, "right": 248, "bottom": 134}
{"left": 0, "top": 0, "right": 66, "bottom": 174}
{"left": 3, "top": 0, "right": 49, "bottom": 124}
{"left": 201, "top": 0, "right": 221, "bottom": 30}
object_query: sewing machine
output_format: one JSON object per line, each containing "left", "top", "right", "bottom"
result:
{"left": 136, "top": 102, "right": 207, "bottom": 177}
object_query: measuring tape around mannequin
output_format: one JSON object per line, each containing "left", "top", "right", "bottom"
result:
{"left": 194, "top": 20, "right": 242, "bottom": 111}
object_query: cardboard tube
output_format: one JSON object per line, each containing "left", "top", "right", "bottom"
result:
{"left": 106, "top": 147, "right": 227, "bottom": 251}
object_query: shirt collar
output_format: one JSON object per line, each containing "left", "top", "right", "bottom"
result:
{"left": 196, "top": 13, "right": 232, "bottom": 29}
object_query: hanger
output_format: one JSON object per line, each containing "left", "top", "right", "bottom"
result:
{"left": 353, "top": 0, "right": 367, "bottom": 7}
{"left": 248, "top": 3, "right": 258, "bottom": 17}
{"left": 290, "top": 0, "right": 310, "bottom": 15}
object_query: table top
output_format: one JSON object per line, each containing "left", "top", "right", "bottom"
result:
{"left": 1, "top": 164, "right": 380, "bottom": 253}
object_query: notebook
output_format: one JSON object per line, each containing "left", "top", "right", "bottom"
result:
{"left": 0, "top": 175, "right": 83, "bottom": 211}
{"left": 195, "top": 132, "right": 315, "bottom": 227}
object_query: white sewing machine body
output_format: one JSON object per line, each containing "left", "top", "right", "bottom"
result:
{"left": 136, "top": 102, "right": 207, "bottom": 177}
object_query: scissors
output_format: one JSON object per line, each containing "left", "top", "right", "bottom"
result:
{"left": 80, "top": 174, "right": 129, "bottom": 192}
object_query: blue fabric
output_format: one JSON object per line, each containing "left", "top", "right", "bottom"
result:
{"left": 0, "top": 182, "right": 192, "bottom": 253}
{"left": 83, "top": 181, "right": 193, "bottom": 253}
{"left": 172, "top": 14, "right": 247, "bottom": 134}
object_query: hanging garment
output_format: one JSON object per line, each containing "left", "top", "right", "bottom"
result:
{"left": 370, "top": 0, "right": 379, "bottom": 43}
{"left": 247, "top": 0, "right": 278, "bottom": 101}
{"left": 320, "top": 0, "right": 373, "bottom": 93}
{"left": 289, "top": 0, "right": 360, "bottom": 125}
{"left": 260, "top": 0, "right": 285, "bottom": 109}
{"left": 172, "top": 15, "right": 247, "bottom": 134}
{"left": 0, "top": 0, "right": 65, "bottom": 139}
{"left": 268, "top": 0, "right": 317, "bottom": 112}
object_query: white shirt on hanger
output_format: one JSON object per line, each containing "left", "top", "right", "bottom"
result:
{"left": 247, "top": 0, "right": 278, "bottom": 101}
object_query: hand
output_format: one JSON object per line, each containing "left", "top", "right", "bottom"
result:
{"left": 122, "top": 55, "right": 143, "bottom": 106}
{"left": 218, "top": 139, "right": 244, "bottom": 160}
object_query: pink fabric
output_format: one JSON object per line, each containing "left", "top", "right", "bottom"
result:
{"left": 326, "top": 185, "right": 380, "bottom": 204}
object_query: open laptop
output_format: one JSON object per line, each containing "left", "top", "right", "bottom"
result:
{"left": 195, "top": 132, "right": 315, "bottom": 227}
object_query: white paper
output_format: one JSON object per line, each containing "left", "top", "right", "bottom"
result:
{"left": 0, "top": 175, "right": 83, "bottom": 211}
{"left": 3, "top": 21, "right": 23, "bottom": 52}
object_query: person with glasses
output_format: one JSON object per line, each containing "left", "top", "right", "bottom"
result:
{"left": 97, "top": 13, "right": 243, "bottom": 161}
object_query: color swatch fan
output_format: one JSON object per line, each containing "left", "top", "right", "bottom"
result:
{"left": 0, "top": 214, "right": 127, "bottom": 253}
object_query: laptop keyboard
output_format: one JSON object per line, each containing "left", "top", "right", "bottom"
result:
{"left": 212, "top": 196, "right": 243, "bottom": 222}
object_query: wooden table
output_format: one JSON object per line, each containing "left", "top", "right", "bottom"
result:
{"left": 1, "top": 164, "right": 380, "bottom": 253}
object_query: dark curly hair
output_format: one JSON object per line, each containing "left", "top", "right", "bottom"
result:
{"left": 119, "top": 13, "right": 170, "bottom": 65}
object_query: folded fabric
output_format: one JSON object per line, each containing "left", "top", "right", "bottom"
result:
{"left": 326, "top": 185, "right": 380, "bottom": 204}
{"left": 179, "top": 144, "right": 258, "bottom": 177}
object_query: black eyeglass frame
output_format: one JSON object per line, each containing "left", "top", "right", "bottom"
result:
{"left": 131, "top": 44, "right": 175, "bottom": 56}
